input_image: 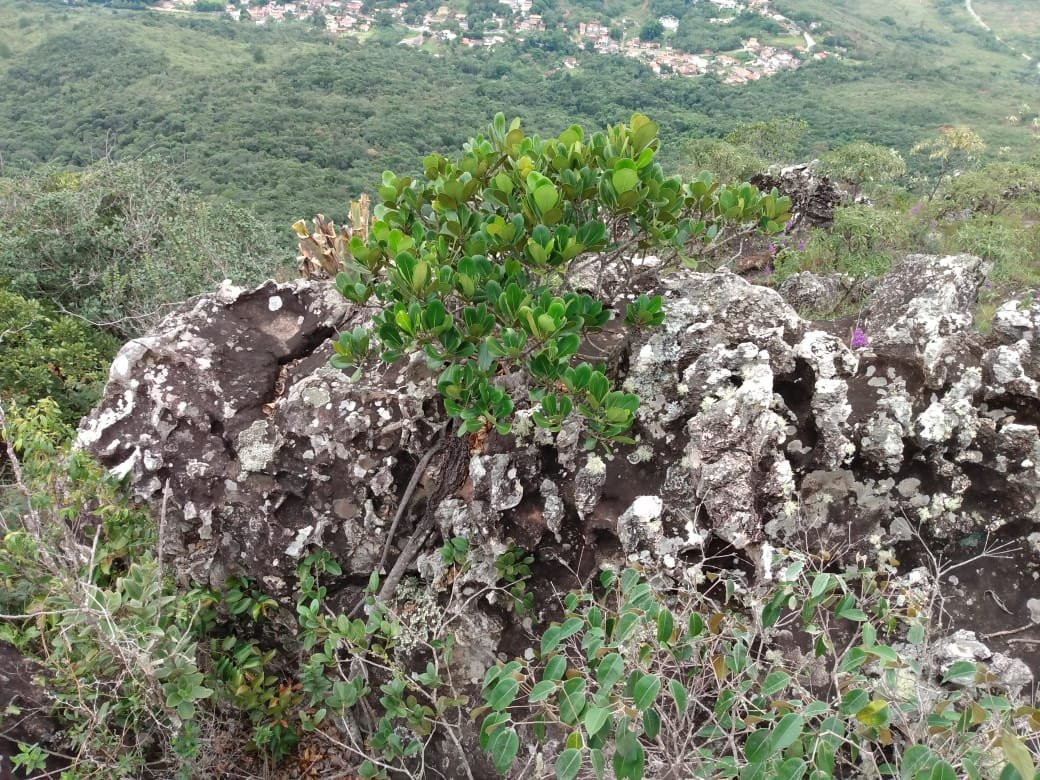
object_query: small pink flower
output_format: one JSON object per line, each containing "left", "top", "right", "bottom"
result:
{"left": 851, "top": 328, "right": 869, "bottom": 349}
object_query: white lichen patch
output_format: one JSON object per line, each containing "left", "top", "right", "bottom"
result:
{"left": 236, "top": 419, "right": 280, "bottom": 473}
{"left": 583, "top": 453, "right": 606, "bottom": 476}
{"left": 301, "top": 385, "right": 331, "bottom": 408}
{"left": 285, "top": 525, "right": 313, "bottom": 557}
{"left": 77, "top": 388, "right": 136, "bottom": 449}
{"left": 631, "top": 495, "right": 663, "bottom": 520}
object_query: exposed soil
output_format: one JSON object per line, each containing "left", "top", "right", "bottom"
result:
{"left": 0, "top": 643, "right": 66, "bottom": 778}
{"left": 897, "top": 528, "right": 1040, "bottom": 678}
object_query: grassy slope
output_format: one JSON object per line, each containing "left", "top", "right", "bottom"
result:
{"left": 763, "top": 0, "right": 1038, "bottom": 153}
{"left": 970, "top": 0, "right": 1040, "bottom": 59}
{"left": 0, "top": 0, "right": 1037, "bottom": 232}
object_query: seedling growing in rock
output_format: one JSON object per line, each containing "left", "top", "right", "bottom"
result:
{"left": 328, "top": 113, "right": 790, "bottom": 448}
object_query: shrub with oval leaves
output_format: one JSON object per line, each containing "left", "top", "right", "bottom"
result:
{"left": 327, "top": 113, "right": 789, "bottom": 447}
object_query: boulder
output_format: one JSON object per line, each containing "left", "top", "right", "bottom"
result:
{"left": 778, "top": 271, "right": 845, "bottom": 315}
{"left": 79, "top": 255, "right": 1040, "bottom": 592}
{"left": 751, "top": 162, "right": 845, "bottom": 227}
{"left": 77, "top": 279, "right": 444, "bottom": 596}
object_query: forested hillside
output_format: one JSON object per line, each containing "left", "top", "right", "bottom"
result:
{"left": 0, "top": 0, "right": 1037, "bottom": 230}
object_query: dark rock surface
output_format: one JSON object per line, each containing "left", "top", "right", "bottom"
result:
{"left": 751, "top": 162, "right": 845, "bottom": 227}
{"left": 0, "top": 643, "right": 62, "bottom": 776}
{"left": 79, "top": 254, "right": 1040, "bottom": 675}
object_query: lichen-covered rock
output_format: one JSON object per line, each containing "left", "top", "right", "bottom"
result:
{"left": 81, "top": 255, "right": 1040, "bottom": 614}
{"left": 750, "top": 163, "right": 844, "bottom": 226}
{"left": 862, "top": 253, "right": 989, "bottom": 387}
{"left": 78, "top": 279, "right": 444, "bottom": 595}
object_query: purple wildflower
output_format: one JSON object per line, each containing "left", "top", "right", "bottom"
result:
{"left": 768, "top": 241, "right": 777, "bottom": 255}
{"left": 850, "top": 328, "right": 869, "bottom": 349}
{"left": 797, "top": 239, "right": 806, "bottom": 252}
{"left": 909, "top": 202, "right": 923, "bottom": 216}
{"left": 784, "top": 219, "right": 794, "bottom": 233}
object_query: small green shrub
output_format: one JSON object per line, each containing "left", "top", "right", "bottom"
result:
{"left": 494, "top": 543, "right": 535, "bottom": 616}
{"left": 0, "top": 401, "right": 218, "bottom": 776}
{"left": 292, "top": 550, "right": 469, "bottom": 779}
{"left": 0, "top": 287, "right": 118, "bottom": 426}
{"left": 478, "top": 557, "right": 1040, "bottom": 779}
{"left": 325, "top": 113, "right": 789, "bottom": 448}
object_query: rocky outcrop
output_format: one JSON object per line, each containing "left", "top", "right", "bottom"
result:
{"left": 79, "top": 254, "right": 1040, "bottom": 614}
{"left": 77, "top": 279, "right": 444, "bottom": 596}
{"left": 751, "top": 162, "right": 845, "bottom": 226}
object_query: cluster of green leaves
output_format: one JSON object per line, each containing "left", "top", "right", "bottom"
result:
{"left": 476, "top": 561, "right": 1040, "bottom": 780}
{"left": 9, "top": 743, "right": 47, "bottom": 775}
{"left": 292, "top": 550, "right": 467, "bottom": 779}
{"left": 493, "top": 543, "right": 535, "bottom": 616}
{"left": 0, "top": 287, "right": 118, "bottom": 427}
{"left": 439, "top": 535, "right": 536, "bottom": 615}
{"left": 330, "top": 113, "right": 788, "bottom": 446}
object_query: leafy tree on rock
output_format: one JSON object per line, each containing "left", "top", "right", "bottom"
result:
{"left": 317, "top": 114, "right": 789, "bottom": 448}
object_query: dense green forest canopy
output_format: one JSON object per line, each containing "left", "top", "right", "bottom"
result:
{"left": 0, "top": 0, "right": 1037, "bottom": 232}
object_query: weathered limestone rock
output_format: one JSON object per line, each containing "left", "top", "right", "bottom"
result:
{"left": 778, "top": 271, "right": 844, "bottom": 314}
{"left": 751, "top": 162, "right": 844, "bottom": 226}
{"left": 81, "top": 255, "right": 1040, "bottom": 600}
{"left": 861, "top": 253, "right": 989, "bottom": 387}
{"left": 78, "top": 279, "right": 444, "bottom": 595}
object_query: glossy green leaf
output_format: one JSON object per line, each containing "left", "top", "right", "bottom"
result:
{"left": 488, "top": 725, "right": 519, "bottom": 775}
{"left": 528, "top": 680, "right": 557, "bottom": 704}
{"left": 584, "top": 705, "right": 611, "bottom": 737}
{"left": 533, "top": 184, "right": 559, "bottom": 213}
{"left": 631, "top": 672, "right": 661, "bottom": 712}
{"left": 557, "top": 748, "right": 583, "bottom": 780}
{"left": 613, "top": 166, "right": 639, "bottom": 195}
{"left": 769, "top": 713, "right": 805, "bottom": 754}
{"left": 668, "top": 678, "right": 687, "bottom": 714}
{"left": 596, "top": 652, "right": 625, "bottom": 690}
